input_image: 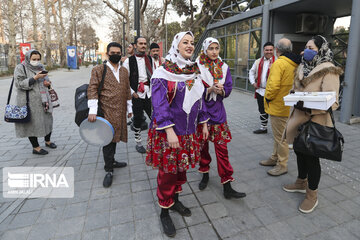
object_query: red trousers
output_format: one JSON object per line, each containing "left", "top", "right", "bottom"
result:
{"left": 199, "top": 141, "right": 234, "bottom": 184}
{"left": 157, "top": 168, "right": 187, "bottom": 208}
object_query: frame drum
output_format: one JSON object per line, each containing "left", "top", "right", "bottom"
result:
{"left": 79, "top": 117, "right": 115, "bottom": 146}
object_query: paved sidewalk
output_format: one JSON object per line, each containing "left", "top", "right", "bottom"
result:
{"left": 0, "top": 67, "right": 359, "bottom": 240}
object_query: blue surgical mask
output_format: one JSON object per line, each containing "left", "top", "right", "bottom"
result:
{"left": 303, "top": 49, "right": 317, "bottom": 62}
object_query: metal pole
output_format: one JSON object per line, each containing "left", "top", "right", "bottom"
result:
{"left": 123, "top": 19, "right": 126, "bottom": 55}
{"left": 340, "top": 0, "right": 360, "bottom": 123}
{"left": 261, "top": 0, "right": 270, "bottom": 55}
{"left": 353, "top": 62, "right": 360, "bottom": 116}
{"left": 165, "top": 14, "right": 168, "bottom": 53}
{"left": 134, "top": 0, "right": 140, "bottom": 37}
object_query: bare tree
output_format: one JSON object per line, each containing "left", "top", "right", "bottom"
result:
{"left": 139, "top": 0, "right": 148, "bottom": 36}
{"left": 56, "top": 0, "right": 66, "bottom": 66}
{"left": 103, "top": 0, "right": 131, "bottom": 44}
{"left": 7, "top": 0, "right": 17, "bottom": 69}
{"left": 143, "top": 6, "right": 162, "bottom": 42}
{"left": 30, "top": 0, "right": 40, "bottom": 50}
{"left": 66, "top": 0, "right": 103, "bottom": 45}
{"left": 0, "top": 1, "right": 6, "bottom": 43}
{"left": 109, "top": 15, "right": 124, "bottom": 42}
{"left": 154, "top": 0, "right": 171, "bottom": 41}
{"left": 51, "top": 0, "right": 66, "bottom": 66}
{"left": 79, "top": 24, "right": 98, "bottom": 62}
{"left": 43, "top": 0, "right": 53, "bottom": 67}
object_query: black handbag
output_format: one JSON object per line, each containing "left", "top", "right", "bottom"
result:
{"left": 4, "top": 65, "right": 31, "bottom": 123}
{"left": 293, "top": 108, "right": 344, "bottom": 161}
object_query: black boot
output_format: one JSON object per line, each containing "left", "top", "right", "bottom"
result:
{"left": 223, "top": 182, "right": 246, "bottom": 199}
{"left": 198, "top": 173, "right": 209, "bottom": 190}
{"left": 170, "top": 193, "right": 191, "bottom": 216}
{"left": 160, "top": 209, "right": 176, "bottom": 237}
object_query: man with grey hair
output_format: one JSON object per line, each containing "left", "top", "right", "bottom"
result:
{"left": 260, "top": 38, "right": 301, "bottom": 176}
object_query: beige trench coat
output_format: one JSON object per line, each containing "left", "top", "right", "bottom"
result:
{"left": 285, "top": 62, "right": 343, "bottom": 144}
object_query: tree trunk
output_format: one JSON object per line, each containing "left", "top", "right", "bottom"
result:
{"left": 30, "top": 0, "right": 40, "bottom": 50}
{"left": 57, "top": 0, "right": 67, "bottom": 67}
{"left": 51, "top": 0, "right": 63, "bottom": 66}
{"left": 0, "top": 1, "right": 6, "bottom": 43}
{"left": 190, "top": 0, "right": 194, "bottom": 26}
{"left": 140, "top": 0, "right": 148, "bottom": 37}
{"left": 7, "top": 0, "right": 17, "bottom": 69}
{"left": 154, "top": 0, "right": 170, "bottom": 41}
{"left": 19, "top": 5, "right": 25, "bottom": 43}
{"left": 44, "top": 0, "right": 53, "bottom": 67}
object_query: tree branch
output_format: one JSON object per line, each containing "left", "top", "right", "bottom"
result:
{"left": 140, "top": 0, "right": 148, "bottom": 14}
{"left": 103, "top": 0, "right": 128, "bottom": 21}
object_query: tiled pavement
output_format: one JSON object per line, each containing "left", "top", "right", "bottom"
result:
{"left": 0, "top": 67, "right": 359, "bottom": 240}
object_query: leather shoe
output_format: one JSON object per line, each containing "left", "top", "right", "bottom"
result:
{"left": 170, "top": 201, "right": 191, "bottom": 217}
{"left": 199, "top": 180, "right": 208, "bottom": 191}
{"left": 135, "top": 145, "right": 146, "bottom": 154}
{"left": 32, "top": 149, "right": 49, "bottom": 155}
{"left": 160, "top": 215, "right": 176, "bottom": 237}
{"left": 224, "top": 188, "right": 246, "bottom": 199}
{"left": 45, "top": 142, "right": 57, "bottom": 149}
{"left": 113, "top": 161, "right": 127, "bottom": 168}
{"left": 253, "top": 129, "right": 267, "bottom": 134}
{"left": 103, "top": 172, "right": 113, "bottom": 188}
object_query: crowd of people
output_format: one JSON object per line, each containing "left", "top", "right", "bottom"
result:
{"left": 12, "top": 31, "right": 342, "bottom": 237}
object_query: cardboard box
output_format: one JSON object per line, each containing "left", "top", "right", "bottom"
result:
{"left": 283, "top": 91, "right": 336, "bottom": 110}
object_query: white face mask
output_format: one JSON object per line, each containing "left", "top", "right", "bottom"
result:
{"left": 30, "top": 60, "right": 40, "bottom": 67}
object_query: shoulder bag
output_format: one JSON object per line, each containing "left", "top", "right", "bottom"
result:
{"left": 4, "top": 65, "right": 31, "bottom": 123}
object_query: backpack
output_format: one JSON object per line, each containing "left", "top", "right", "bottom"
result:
{"left": 74, "top": 63, "right": 107, "bottom": 126}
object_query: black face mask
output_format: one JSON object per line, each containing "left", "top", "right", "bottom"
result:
{"left": 109, "top": 54, "right": 121, "bottom": 64}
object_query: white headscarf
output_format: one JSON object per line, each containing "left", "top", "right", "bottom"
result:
{"left": 196, "top": 37, "right": 228, "bottom": 101}
{"left": 151, "top": 31, "right": 204, "bottom": 114}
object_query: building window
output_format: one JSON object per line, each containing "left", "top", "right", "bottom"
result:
{"left": 219, "top": 37, "right": 226, "bottom": 59}
{"left": 249, "top": 30, "right": 262, "bottom": 59}
{"left": 237, "top": 20, "right": 250, "bottom": 32}
{"left": 226, "top": 23, "right": 237, "bottom": 35}
{"left": 236, "top": 33, "right": 249, "bottom": 78}
{"left": 207, "top": 15, "right": 263, "bottom": 91}
{"left": 226, "top": 35, "right": 236, "bottom": 59}
{"left": 216, "top": 27, "right": 225, "bottom": 37}
{"left": 251, "top": 17, "right": 262, "bottom": 29}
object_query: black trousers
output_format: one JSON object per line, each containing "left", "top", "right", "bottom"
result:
{"left": 103, "top": 142, "right": 117, "bottom": 172}
{"left": 255, "top": 92, "right": 268, "bottom": 128}
{"left": 295, "top": 150, "right": 321, "bottom": 190}
{"left": 132, "top": 96, "right": 152, "bottom": 129}
{"left": 28, "top": 132, "right": 52, "bottom": 148}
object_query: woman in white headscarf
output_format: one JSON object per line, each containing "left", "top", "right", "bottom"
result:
{"left": 146, "top": 32, "right": 209, "bottom": 237}
{"left": 13, "top": 49, "right": 56, "bottom": 155}
{"left": 196, "top": 37, "right": 246, "bottom": 199}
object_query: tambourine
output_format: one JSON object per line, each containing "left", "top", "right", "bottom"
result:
{"left": 79, "top": 117, "right": 114, "bottom": 146}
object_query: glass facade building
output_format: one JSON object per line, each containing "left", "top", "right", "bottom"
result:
{"left": 199, "top": 0, "right": 357, "bottom": 122}
{"left": 206, "top": 16, "right": 262, "bottom": 92}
